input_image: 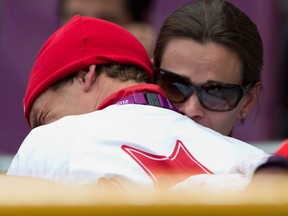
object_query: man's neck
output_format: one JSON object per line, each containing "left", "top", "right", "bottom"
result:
{"left": 92, "top": 73, "right": 142, "bottom": 110}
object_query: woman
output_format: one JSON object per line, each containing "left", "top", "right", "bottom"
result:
{"left": 153, "top": 0, "right": 262, "bottom": 137}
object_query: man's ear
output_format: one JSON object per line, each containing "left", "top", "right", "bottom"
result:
{"left": 82, "top": 65, "right": 96, "bottom": 92}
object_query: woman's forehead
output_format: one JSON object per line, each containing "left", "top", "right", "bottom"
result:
{"left": 161, "top": 39, "right": 243, "bottom": 84}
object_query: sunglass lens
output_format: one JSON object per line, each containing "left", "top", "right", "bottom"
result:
{"left": 155, "top": 72, "right": 189, "bottom": 103}
{"left": 201, "top": 85, "right": 241, "bottom": 111}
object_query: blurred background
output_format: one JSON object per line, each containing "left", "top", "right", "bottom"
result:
{"left": 1, "top": 0, "right": 288, "bottom": 171}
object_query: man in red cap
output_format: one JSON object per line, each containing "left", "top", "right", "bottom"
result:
{"left": 7, "top": 15, "right": 272, "bottom": 192}
{"left": 23, "top": 14, "right": 154, "bottom": 128}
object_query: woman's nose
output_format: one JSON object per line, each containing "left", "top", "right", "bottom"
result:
{"left": 176, "top": 93, "right": 205, "bottom": 119}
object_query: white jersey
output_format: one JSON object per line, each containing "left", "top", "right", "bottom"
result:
{"left": 7, "top": 104, "right": 269, "bottom": 191}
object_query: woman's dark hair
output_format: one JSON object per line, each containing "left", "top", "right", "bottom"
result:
{"left": 154, "top": 0, "right": 263, "bottom": 86}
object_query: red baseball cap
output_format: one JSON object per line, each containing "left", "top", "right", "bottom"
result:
{"left": 24, "top": 15, "right": 153, "bottom": 124}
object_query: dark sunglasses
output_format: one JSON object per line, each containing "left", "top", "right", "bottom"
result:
{"left": 154, "top": 68, "right": 255, "bottom": 112}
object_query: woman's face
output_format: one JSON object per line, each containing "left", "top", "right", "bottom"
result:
{"left": 159, "top": 38, "right": 256, "bottom": 136}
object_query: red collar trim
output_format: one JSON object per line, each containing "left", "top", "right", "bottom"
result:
{"left": 97, "top": 84, "right": 166, "bottom": 110}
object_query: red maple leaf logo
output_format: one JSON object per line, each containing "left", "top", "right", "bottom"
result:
{"left": 121, "top": 140, "right": 213, "bottom": 188}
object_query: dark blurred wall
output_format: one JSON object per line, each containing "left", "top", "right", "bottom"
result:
{"left": 0, "top": 0, "right": 284, "bottom": 156}
{"left": 0, "top": 0, "right": 59, "bottom": 154}
{"left": 279, "top": 0, "right": 288, "bottom": 139}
